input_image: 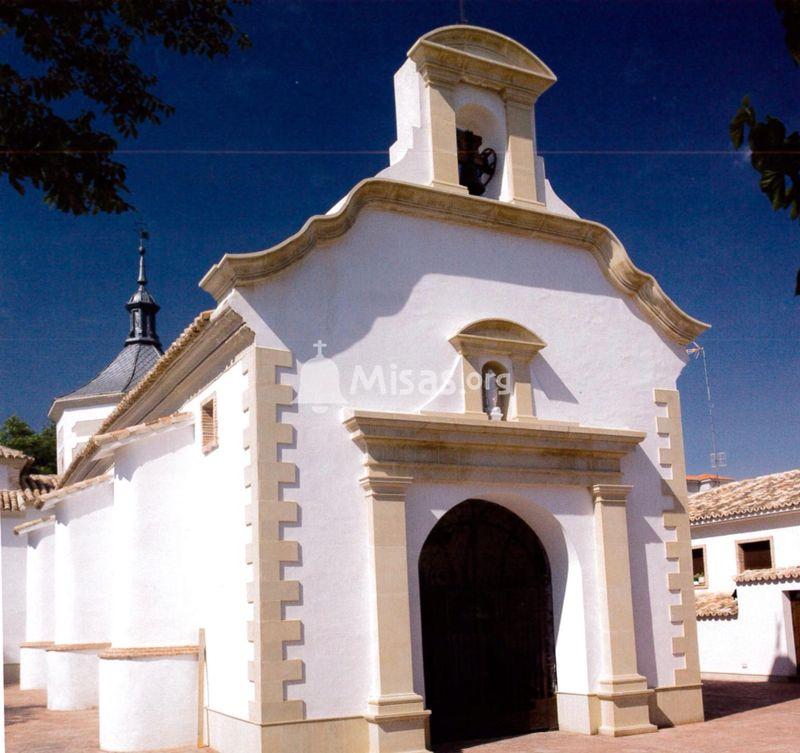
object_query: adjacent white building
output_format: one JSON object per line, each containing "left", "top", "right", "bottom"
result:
{"left": 9, "top": 25, "right": 713, "bottom": 753}
{"left": 690, "top": 469, "right": 800, "bottom": 681}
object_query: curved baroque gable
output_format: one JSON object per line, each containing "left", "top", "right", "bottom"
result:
{"left": 200, "top": 179, "right": 709, "bottom": 346}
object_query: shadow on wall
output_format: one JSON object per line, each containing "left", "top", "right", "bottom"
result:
{"left": 771, "top": 617, "right": 797, "bottom": 679}
{"left": 702, "top": 679, "right": 800, "bottom": 721}
{"left": 238, "top": 207, "right": 686, "bottom": 369}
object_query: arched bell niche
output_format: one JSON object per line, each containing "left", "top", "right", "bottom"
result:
{"left": 455, "top": 101, "right": 505, "bottom": 200}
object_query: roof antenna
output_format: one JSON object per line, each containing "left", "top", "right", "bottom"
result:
{"left": 687, "top": 342, "right": 727, "bottom": 477}
{"left": 458, "top": 0, "right": 467, "bottom": 24}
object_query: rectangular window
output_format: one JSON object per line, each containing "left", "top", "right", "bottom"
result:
{"left": 201, "top": 396, "right": 218, "bottom": 454}
{"left": 692, "top": 546, "right": 707, "bottom": 588}
{"left": 737, "top": 539, "right": 773, "bottom": 572}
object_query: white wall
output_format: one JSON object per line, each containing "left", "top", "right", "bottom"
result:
{"left": 25, "top": 527, "right": 55, "bottom": 643}
{"left": 181, "top": 360, "right": 252, "bottom": 721}
{"left": 52, "top": 481, "right": 114, "bottom": 644}
{"left": 0, "top": 463, "right": 19, "bottom": 491}
{"left": 691, "top": 512, "right": 800, "bottom": 592}
{"left": 104, "top": 358, "right": 251, "bottom": 724}
{"left": 56, "top": 402, "right": 117, "bottom": 474}
{"left": 697, "top": 582, "right": 800, "bottom": 678}
{"left": 229, "top": 201, "right": 691, "bottom": 716}
{"left": 111, "top": 425, "right": 198, "bottom": 647}
{"left": 100, "top": 655, "right": 198, "bottom": 751}
{"left": 2, "top": 514, "right": 27, "bottom": 667}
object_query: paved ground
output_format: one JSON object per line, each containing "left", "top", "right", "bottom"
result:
{"left": 5, "top": 680, "right": 800, "bottom": 753}
{"left": 4, "top": 686, "right": 197, "bottom": 753}
{"left": 437, "top": 681, "right": 800, "bottom": 753}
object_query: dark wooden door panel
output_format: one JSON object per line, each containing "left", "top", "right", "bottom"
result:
{"left": 419, "top": 499, "right": 557, "bottom": 745}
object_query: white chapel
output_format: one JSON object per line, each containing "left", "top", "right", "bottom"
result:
{"left": 7, "top": 25, "right": 711, "bottom": 753}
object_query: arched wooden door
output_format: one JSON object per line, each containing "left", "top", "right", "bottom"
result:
{"left": 419, "top": 499, "right": 557, "bottom": 744}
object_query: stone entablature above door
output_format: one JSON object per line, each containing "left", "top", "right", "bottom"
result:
{"left": 344, "top": 409, "right": 645, "bottom": 487}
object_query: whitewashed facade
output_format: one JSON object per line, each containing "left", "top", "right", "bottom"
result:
{"left": 10, "top": 25, "right": 712, "bottom": 753}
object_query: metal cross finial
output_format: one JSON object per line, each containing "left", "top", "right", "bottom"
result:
{"left": 313, "top": 339, "right": 327, "bottom": 357}
{"left": 137, "top": 229, "right": 148, "bottom": 286}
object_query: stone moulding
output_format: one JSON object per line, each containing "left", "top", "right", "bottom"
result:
{"left": 449, "top": 318, "right": 547, "bottom": 358}
{"left": 344, "top": 409, "right": 645, "bottom": 486}
{"left": 200, "top": 178, "right": 709, "bottom": 346}
{"left": 47, "top": 642, "right": 111, "bottom": 652}
{"left": 407, "top": 26, "right": 557, "bottom": 97}
{"left": 241, "top": 346, "right": 304, "bottom": 725}
{"left": 99, "top": 645, "right": 198, "bottom": 660}
{"left": 13, "top": 515, "right": 55, "bottom": 536}
{"left": 654, "top": 388, "right": 701, "bottom": 687}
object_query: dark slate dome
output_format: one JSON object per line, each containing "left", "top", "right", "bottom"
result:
{"left": 58, "top": 232, "right": 164, "bottom": 401}
{"left": 60, "top": 342, "right": 162, "bottom": 400}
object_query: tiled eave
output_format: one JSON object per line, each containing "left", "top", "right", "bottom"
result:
{"left": 690, "top": 503, "right": 800, "bottom": 528}
{"left": 38, "top": 473, "right": 113, "bottom": 511}
{"left": 695, "top": 591, "right": 738, "bottom": 620}
{"left": 735, "top": 565, "right": 800, "bottom": 586}
{"left": 93, "top": 412, "right": 194, "bottom": 459}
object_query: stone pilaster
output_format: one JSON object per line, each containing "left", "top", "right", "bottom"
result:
{"left": 590, "top": 484, "right": 656, "bottom": 737}
{"left": 242, "top": 346, "right": 304, "bottom": 725}
{"left": 502, "top": 87, "right": 541, "bottom": 207}
{"left": 360, "top": 474, "right": 430, "bottom": 753}
{"left": 418, "top": 65, "right": 468, "bottom": 196}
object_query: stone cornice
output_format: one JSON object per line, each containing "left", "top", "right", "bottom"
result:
{"left": 200, "top": 179, "right": 709, "bottom": 345}
{"left": 344, "top": 410, "right": 645, "bottom": 486}
{"left": 99, "top": 645, "right": 199, "bottom": 660}
{"left": 591, "top": 484, "right": 633, "bottom": 505}
{"left": 410, "top": 40, "right": 556, "bottom": 99}
{"left": 408, "top": 25, "right": 557, "bottom": 98}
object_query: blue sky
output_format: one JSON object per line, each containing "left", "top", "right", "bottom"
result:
{"left": 0, "top": 1, "right": 797, "bottom": 479}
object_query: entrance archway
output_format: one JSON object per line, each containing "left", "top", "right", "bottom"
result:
{"left": 419, "top": 499, "right": 557, "bottom": 744}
